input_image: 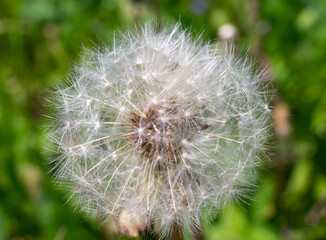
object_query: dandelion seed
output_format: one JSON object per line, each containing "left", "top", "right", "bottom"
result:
{"left": 47, "top": 21, "right": 272, "bottom": 238}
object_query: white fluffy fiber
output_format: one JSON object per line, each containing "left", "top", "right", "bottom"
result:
{"left": 48, "top": 22, "right": 272, "bottom": 236}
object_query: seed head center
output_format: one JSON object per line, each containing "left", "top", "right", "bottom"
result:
{"left": 129, "top": 102, "right": 200, "bottom": 162}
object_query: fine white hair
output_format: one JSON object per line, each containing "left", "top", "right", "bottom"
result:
{"left": 47, "top": 21, "right": 272, "bottom": 237}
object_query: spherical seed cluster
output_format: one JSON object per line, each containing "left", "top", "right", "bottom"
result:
{"left": 49, "top": 22, "right": 271, "bottom": 236}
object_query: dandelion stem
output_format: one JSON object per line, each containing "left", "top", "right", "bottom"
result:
{"left": 170, "top": 222, "right": 183, "bottom": 240}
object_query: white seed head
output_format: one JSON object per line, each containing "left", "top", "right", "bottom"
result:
{"left": 47, "top": 22, "right": 272, "bottom": 237}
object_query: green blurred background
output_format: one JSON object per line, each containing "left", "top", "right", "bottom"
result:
{"left": 1, "top": 0, "right": 326, "bottom": 239}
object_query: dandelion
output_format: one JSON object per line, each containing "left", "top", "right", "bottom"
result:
{"left": 48, "top": 22, "right": 272, "bottom": 238}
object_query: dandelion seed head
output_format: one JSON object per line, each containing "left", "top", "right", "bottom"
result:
{"left": 48, "top": 21, "right": 272, "bottom": 237}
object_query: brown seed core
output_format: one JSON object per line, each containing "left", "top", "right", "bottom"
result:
{"left": 128, "top": 102, "right": 202, "bottom": 162}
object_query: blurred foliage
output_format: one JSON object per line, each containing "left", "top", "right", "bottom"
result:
{"left": 1, "top": 0, "right": 326, "bottom": 239}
